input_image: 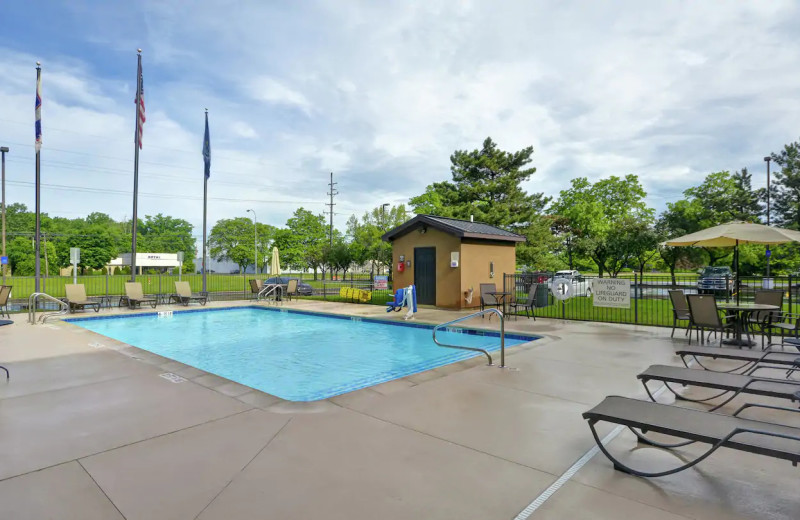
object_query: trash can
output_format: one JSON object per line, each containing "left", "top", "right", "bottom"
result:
{"left": 535, "top": 284, "right": 551, "bottom": 307}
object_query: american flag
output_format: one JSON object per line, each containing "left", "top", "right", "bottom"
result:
{"left": 35, "top": 67, "right": 42, "bottom": 152}
{"left": 136, "top": 58, "right": 146, "bottom": 149}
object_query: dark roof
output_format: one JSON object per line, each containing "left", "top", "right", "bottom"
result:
{"left": 382, "top": 215, "right": 526, "bottom": 243}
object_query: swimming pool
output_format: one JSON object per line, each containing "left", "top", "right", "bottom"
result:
{"left": 69, "top": 307, "right": 536, "bottom": 401}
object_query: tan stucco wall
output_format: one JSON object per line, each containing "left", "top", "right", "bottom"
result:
{"left": 390, "top": 231, "right": 517, "bottom": 309}
{"left": 390, "top": 228, "right": 462, "bottom": 308}
{"left": 460, "top": 239, "right": 517, "bottom": 309}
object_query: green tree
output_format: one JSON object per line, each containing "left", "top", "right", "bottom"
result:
{"left": 208, "top": 217, "right": 256, "bottom": 273}
{"left": 771, "top": 138, "right": 800, "bottom": 229}
{"left": 272, "top": 208, "right": 327, "bottom": 278}
{"left": 138, "top": 214, "right": 196, "bottom": 271}
{"left": 347, "top": 204, "right": 409, "bottom": 277}
{"left": 549, "top": 175, "right": 653, "bottom": 277}
{"left": 409, "top": 137, "right": 549, "bottom": 229}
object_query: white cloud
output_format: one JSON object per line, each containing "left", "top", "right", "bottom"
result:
{"left": 246, "top": 76, "right": 312, "bottom": 114}
{"left": 1, "top": 0, "right": 799, "bottom": 240}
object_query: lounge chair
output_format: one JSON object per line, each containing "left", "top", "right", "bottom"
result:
{"left": 583, "top": 396, "right": 800, "bottom": 477}
{"left": 122, "top": 282, "right": 157, "bottom": 309}
{"left": 668, "top": 289, "right": 691, "bottom": 339}
{"left": 479, "top": 283, "right": 500, "bottom": 316}
{"left": 675, "top": 345, "right": 800, "bottom": 375}
{"left": 170, "top": 281, "right": 207, "bottom": 306}
{"left": 508, "top": 283, "right": 538, "bottom": 321}
{"left": 0, "top": 285, "right": 11, "bottom": 318}
{"left": 638, "top": 364, "right": 800, "bottom": 410}
{"left": 64, "top": 284, "right": 100, "bottom": 313}
{"left": 686, "top": 293, "right": 736, "bottom": 346}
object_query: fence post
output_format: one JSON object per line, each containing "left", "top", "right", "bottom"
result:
{"left": 634, "top": 273, "right": 638, "bottom": 324}
{"left": 158, "top": 272, "right": 162, "bottom": 297}
{"left": 323, "top": 280, "right": 327, "bottom": 300}
{"left": 790, "top": 274, "right": 793, "bottom": 315}
{"left": 105, "top": 270, "right": 109, "bottom": 300}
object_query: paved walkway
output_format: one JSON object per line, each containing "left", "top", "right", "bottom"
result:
{"left": 0, "top": 300, "right": 797, "bottom": 519}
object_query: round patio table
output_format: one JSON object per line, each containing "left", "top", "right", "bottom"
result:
{"left": 716, "top": 302, "right": 779, "bottom": 347}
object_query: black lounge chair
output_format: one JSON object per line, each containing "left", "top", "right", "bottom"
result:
{"left": 583, "top": 396, "right": 800, "bottom": 477}
{"left": 638, "top": 364, "right": 800, "bottom": 410}
{"left": 675, "top": 345, "right": 800, "bottom": 374}
{"left": 122, "top": 282, "right": 158, "bottom": 309}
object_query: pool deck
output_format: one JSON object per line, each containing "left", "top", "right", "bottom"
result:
{"left": 1, "top": 299, "right": 798, "bottom": 519}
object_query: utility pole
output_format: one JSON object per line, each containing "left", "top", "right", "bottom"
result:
{"left": 326, "top": 171, "right": 338, "bottom": 280}
{"left": 1, "top": 146, "right": 8, "bottom": 282}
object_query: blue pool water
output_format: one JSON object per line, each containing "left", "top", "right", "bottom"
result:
{"left": 69, "top": 307, "right": 535, "bottom": 401}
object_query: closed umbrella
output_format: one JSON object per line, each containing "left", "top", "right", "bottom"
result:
{"left": 270, "top": 247, "right": 281, "bottom": 277}
{"left": 665, "top": 221, "right": 800, "bottom": 303}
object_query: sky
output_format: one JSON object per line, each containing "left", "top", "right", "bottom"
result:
{"left": 1, "top": 0, "right": 799, "bottom": 245}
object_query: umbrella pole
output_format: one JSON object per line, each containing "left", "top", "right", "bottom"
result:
{"left": 735, "top": 240, "right": 740, "bottom": 305}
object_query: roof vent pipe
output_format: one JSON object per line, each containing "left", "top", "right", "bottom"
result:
{"left": 470, "top": 215, "right": 474, "bottom": 222}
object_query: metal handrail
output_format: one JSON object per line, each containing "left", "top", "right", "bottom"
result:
{"left": 258, "top": 284, "right": 283, "bottom": 304}
{"left": 433, "top": 308, "right": 506, "bottom": 367}
{"left": 27, "top": 292, "right": 69, "bottom": 324}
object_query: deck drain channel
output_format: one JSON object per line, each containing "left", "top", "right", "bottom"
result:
{"left": 512, "top": 370, "right": 678, "bottom": 519}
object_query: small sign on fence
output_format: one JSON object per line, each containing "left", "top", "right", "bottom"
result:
{"left": 592, "top": 278, "right": 631, "bottom": 308}
{"left": 0, "top": 256, "right": 7, "bottom": 265}
{"left": 374, "top": 275, "right": 388, "bottom": 290}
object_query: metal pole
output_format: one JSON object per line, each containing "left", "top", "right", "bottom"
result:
{"left": 247, "top": 209, "right": 257, "bottom": 275}
{"left": 765, "top": 156, "right": 772, "bottom": 278}
{"left": 0, "top": 146, "right": 7, "bottom": 283}
{"left": 34, "top": 63, "right": 42, "bottom": 292}
{"left": 499, "top": 313, "right": 505, "bottom": 368}
{"left": 130, "top": 50, "right": 143, "bottom": 282}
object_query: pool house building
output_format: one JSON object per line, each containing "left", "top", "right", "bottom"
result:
{"left": 382, "top": 215, "right": 525, "bottom": 309}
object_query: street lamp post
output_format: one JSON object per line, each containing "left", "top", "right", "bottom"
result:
{"left": 247, "top": 209, "right": 257, "bottom": 274}
{"left": 765, "top": 156, "right": 772, "bottom": 278}
{"left": 0, "top": 146, "right": 8, "bottom": 282}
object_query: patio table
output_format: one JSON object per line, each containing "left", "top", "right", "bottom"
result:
{"left": 487, "top": 291, "right": 512, "bottom": 316}
{"left": 716, "top": 302, "right": 779, "bottom": 348}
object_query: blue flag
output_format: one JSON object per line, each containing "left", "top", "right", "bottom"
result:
{"left": 202, "top": 111, "right": 210, "bottom": 179}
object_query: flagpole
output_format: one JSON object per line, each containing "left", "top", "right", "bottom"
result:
{"left": 34, "top": 62, "right": 42, "bottom": 293}
{"left": 202, "top": 109, "right": 209, "bottom": 293}
{"left": 130, "top": 49, "right": 142, "bottom": 282}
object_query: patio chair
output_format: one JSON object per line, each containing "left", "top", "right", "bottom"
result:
{"left": 123, "top": 282, "right": 157, "bottom": 310}
{"left": 686, "top": 294, "right": 736, "bottom": 346}
{"left": 637, "top": 364, "right": 800, "bottom": 411}
{"left": 668, "top": 290, "right": 691, "bottom": 339}
{"left": 285, "top": 279, "right": 298, "bottom": 301}
{"left": 64, "top": 284, "right": 100, "bottom": 313}
{"left": 675, "top": 345, "right": 800, "bottom": 376}
{"left": 249, "top": 279, "right": 264, "bottom": 299}
{"left": 748, "top": 289, "right": 784, "bottom": 348}
{"left": 508, "top": 283, "right": 538, "bottom": 321}
{"left": 0, "top": 285, "right": 11, "bottom": 318}
{"left": 583, "top": 396, "right": 800, "bottom": 477}
{"left": 479, "top": 283, "right": 500, "bottom": 317}
{"left": 170, "top": 281, "right": 207, "bottom": 306}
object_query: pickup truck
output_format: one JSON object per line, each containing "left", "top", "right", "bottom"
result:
{"left": 696, "top": 266, "right": 733, "bottom": 296}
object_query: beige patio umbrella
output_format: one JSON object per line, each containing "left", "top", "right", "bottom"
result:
{"left": 270, "top": 247, "right": 281, "bottom": 276}
{"left": 665, "top": 221, "right": 800, "bottom": 303}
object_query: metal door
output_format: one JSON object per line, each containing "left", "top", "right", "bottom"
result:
{"left": 414, "top": 247, "right": 436, "bottom": 305}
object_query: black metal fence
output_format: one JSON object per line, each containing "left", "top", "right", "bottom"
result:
{"left": 2, "top": 272, "right": 394, "bottom": 312}
{"left": 502, "top": 272, "right": 797, "bottom": 328}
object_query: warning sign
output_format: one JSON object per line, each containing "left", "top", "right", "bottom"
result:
{"left": 592, "top": 278, "right": 630, "bottom": 308}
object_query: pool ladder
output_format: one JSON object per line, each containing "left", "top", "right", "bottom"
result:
{"left": 433, "top": 308, "right": 506, "bottom": 368}
{"left": 27, "top": 292, "right": 69, "bottom": 324}
{"left": 258, "top": 284, "right": 283, "bottom": 305}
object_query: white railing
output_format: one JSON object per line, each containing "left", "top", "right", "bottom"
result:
{"left": 433, "top": 308, "right": 506, "bottom": 367}
{"left": 27, "top": 293, "right": 69, "bottom": 324}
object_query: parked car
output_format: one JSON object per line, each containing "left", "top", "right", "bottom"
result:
{"left": 264, "top": 276, "right": 314, "bottom": 296}
{"left": 696, "top": 266, "right": 734, "bottom": 296}
{"left": 546, "top": 270, "right": 593, "bottom": 297}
